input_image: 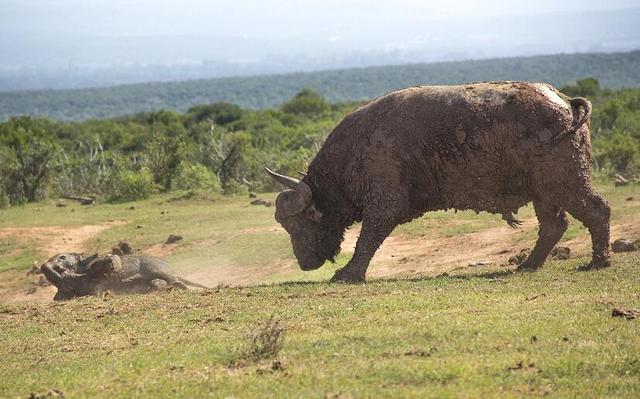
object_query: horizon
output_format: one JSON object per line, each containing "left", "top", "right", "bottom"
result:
{"left": 1, "top": 0, "right": 639, "bottom": 91}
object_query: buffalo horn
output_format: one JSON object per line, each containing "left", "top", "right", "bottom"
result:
{"left": 264, "top": 167, "right": 313, "bottom": 217}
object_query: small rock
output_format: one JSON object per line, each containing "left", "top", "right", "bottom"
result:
{"left": 166, "top": 234, "right": 183, "bottom": 244}
{"left": 250, "top": 198, "right": 273, "bottom": 207}
{"left": 128, "top": 206, "right": 135, "bottom": 210}
{"left": 612, "top": 308, "right": 639, "bottom": 320}
{"left": 136, "top": 225, "right": 144, "bottom": 229}
{"left": 612, "top": 238, "right": 639, "bottom": 253}
{"left": 550, "top": 246, "right": 571, "bottom": 260}
{"left": 508, "top": 249, "right": 529, "bottom": 265}
{"left": 626, "top": 196, "right": 634, "bottom": 201}
{"left": 248, "top": 192, "right": 257, "bottom": 198}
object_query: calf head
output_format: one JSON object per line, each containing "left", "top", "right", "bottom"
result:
{"left": 265, "top": 167, "right": 343, "bottom": 271}
{"left": 40, "top": 253, "right": 99, "bottom": 299}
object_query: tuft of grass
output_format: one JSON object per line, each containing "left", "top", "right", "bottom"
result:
{"left": 235, "top": 316, "right": 286, "bottom": 365}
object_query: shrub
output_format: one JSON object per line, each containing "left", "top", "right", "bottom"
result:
{"left": 108, "top": 168, "right": 159, "bottom": 203}
{"left": 229, "top": 317, "right": 286, "bottom": 367}
{"left": 53, "top": 141, "right": 121, "bottom": 198}
{"left": 243, "top": 317, "right": 286, "bottom": 361}
{"left": 593, "top": 130, "right": 640, "bottom": 175}
{"left": 222, "top": 179, "right": 249, "bottom": 196}
{"left": 173, "top": 162, "right": 222, "bottom": 192}
{"left": 145, "top": 133, "right": 185, "bottom": 192}
{"left": 0, "top": 117, "right": 59, "bottom": 203}
{"left": 281, "top": 88, "right": 330, "bottom": 116}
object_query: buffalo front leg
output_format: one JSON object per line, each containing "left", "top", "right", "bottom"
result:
{"left": 563, "top": 190, "right": 611, "bottom": 270}
{"left": 331, "top": 219, "right": 395, "bottom": 284}
{"left": 517, "top": 200, "right": 568, "bottom": 271}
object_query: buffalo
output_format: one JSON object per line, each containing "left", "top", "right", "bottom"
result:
{"left": 266, "top": 82, "right": 610, "bottom": 283}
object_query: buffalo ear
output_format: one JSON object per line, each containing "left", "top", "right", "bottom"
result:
{"left": 79, "top": 253, "right": 99, "bottom": 267}
{"left": 265, "top": 167, "right": 313, "bottom": 220}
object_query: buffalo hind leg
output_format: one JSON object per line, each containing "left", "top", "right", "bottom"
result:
{"left": 331, "top": 218, "right": 395, "bottom": 284}
{"left": 563, "top": 190, "right": 611, "bottom": 270}
{"left": 517, "top": 200, "right": 568, "bottom": 271}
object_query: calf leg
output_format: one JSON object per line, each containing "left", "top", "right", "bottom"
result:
{"left": 331, "top": 218, "right": 395, "bottom": 284}
{"left": 517, "top": 200, "right": 568, "bottom": 271}
{"left": 562, "top": 189, "right": 611, "bottom": 269}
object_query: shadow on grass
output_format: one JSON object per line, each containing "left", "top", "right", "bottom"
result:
{"left": 223, "top": 268, "right": 519, "bottom": 292}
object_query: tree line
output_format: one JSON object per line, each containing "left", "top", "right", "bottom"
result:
{"left": 0, "top": 79, "right": 638, "bottom": 208}
{"left": 2, "top": 51, "right": 639, "bottom": 121}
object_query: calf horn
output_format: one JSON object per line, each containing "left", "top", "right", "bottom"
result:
{"left": 264, "top": 167, "right": 313, "bottom": 218}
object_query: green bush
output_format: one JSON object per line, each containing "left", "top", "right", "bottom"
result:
{"left": 174, "top": 162, "right": 222, "bottom": 192}
{"left": 222, "top": 179, "right": 249, "bottom": 196}
{"left": 593, "top": 130, "right": 640, "bottom": 175}
{"left": 108, "top": 168, "right": 160, "bottom": 203}
{"left": 281, "top": 88, "right": 330, "bottom": 116}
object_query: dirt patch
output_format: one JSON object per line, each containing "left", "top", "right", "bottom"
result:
{"left": 142, "top": 243, "right": 178, "bottom": 258}
{"left": 341, "top": 218, "right": 640, "bottom": 279}
{"left": 340, "top": 220, "right": 534, "bottom": 278}
{"left": 0, "top": 221, "right": 126, "bottom": 258}
{"left": 183, "top": 259, "right": 294, "bottom": 289}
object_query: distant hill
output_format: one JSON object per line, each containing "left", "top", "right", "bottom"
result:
{"left": 2, "top": 51, "right": 640, "bottom": 121}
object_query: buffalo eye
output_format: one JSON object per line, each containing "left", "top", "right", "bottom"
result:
{"left": 59, "top": 255, "right": 67, "bottom": 260}
{"left": 305, "top": 206, "right": 322, "bottom": 222}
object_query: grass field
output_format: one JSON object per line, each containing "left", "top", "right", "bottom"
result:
{"left": 1, "top": 182, "right": 639, "bottom": 397}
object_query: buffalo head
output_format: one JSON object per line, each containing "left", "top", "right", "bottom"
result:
{"left": 265, "top": 167, "right": 342, "bottom": 271}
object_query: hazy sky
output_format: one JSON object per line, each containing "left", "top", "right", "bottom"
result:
{"left": 1, "top": 0, "right": 639, "bottom": 90}
{"left": 2, "top": 0, "right": 639, "bottom": 38}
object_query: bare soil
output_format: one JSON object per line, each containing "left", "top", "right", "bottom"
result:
{"left": 2, "top": 218, "right": 638, "bottom": 303}
{"left": 0, "top": 221, "right": 125, "bottom": 257}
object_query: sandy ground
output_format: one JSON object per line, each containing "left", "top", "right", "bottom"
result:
{"left": 2, "top": 218, "right": 638, "bottom": 304}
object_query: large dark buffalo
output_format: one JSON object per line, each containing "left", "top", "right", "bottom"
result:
{"left": 266, "top": 82, "right": 611, "bottom": 283}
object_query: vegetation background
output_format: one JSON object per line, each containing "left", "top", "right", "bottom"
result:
{"left": 1, "top": 64, "right": 639, "bottom": 209}
{"left": 1, "top": 51, "right": 639, "bottom": 121}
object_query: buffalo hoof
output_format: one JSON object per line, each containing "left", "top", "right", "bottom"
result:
{"left": 330, "top": 268, "right": 365, "bottom": 284}
{"left": 577, "top": 259, "right": 611, "bottom": 271}
{"left": 515, "top": 261, "right": 541, "bottom": 272}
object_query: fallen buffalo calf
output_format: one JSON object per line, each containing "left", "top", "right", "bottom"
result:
{"left": 266, "top": 82, "right": 611, "bottom": 283}
{"left": 41, "top": 253, "right": 208, "bottom": 300}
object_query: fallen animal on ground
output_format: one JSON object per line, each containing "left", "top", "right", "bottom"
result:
{"left": 40, "top": 253, "right": 208, "bottom": 300}
{"left": 266, "top": 82, "right": 611, "bottom": 283}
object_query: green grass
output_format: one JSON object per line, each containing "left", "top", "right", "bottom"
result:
{"left": 1, "top": 181, "right": 639, "bottom": 397}
{"left": 1, "top": 254, "right": 639, "bottom": 398}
